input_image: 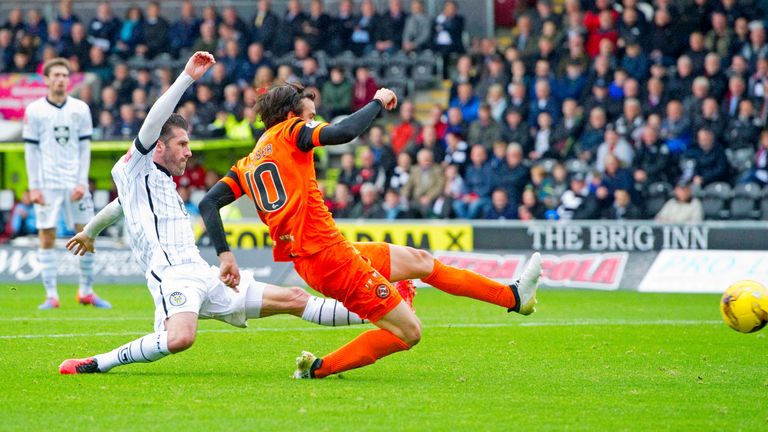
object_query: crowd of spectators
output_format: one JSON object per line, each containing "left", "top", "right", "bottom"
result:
{"left": 3, "top": 0, "right": 768, "bottom": 224}
{"left": 324, "top": 0, "right": 768, "bottom": 221}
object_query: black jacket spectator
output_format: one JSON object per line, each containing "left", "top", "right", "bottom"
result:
{"left": 251, "top": 5, "right": 280, "bottom": 52}
{"left": 303, "top": 2, "right": 332, "bottom": 52}
{"left": 330, "top": 3, "right": 356, "bottom": 55}
{"left": 377, "top": 5, "right": 408, "bottom": 51}
{"left": 169, "top": 6, "right": 201, "bottom": 57}
{"left": 350, "top": 3, "right": 382, "bottom": 56}
{"left": 141, "top": 9, "right": 170, "bottom": 59}
{"left": 648, "top": 9, "right": 683, "bottom": 63}
{"left": 726, "top": 114, "right": 761, "bottom": 150}
{"left": 692, "top": 129, "right": 730, "bottom": 186}
{"left": 273, "top": 8, "right": 308, "bottom": 56}
{"left": 492, "top": 144, "right": 530, "bottom": 206}
{"left": 432, "top": 1, "right": 464, "bottom": 56}
{"left": 87, "top": 4, "right": 120, "bottom": 52}
{"left": 633, "top": 131, "right": 675, "bottom": 185}
{"left": 500, "top": 113, "right": 532, "bottom": 153}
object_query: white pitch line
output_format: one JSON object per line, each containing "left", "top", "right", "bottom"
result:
{"left": 0, "top": 319, "right": 723, "bottom": 340}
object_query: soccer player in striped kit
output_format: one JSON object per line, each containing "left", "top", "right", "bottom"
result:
{"left": 58, "top": 52, "right": 384, "bottom": 375}
{"left": 23, "top": 57, "right": 110, "bottom": 310}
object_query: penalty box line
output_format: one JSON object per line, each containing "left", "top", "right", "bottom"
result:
{"left": 0, "top": 319, "right": 723, "bottom": 339}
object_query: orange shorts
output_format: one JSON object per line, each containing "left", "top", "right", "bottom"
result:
{"left": 293, "top": 241, "right": 401, "bottom": 322}
{"left": 352, "top": 242, "right": 392, "bottom": 280}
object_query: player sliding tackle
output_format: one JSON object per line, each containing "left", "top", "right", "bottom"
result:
{"left": 66, "top": 197, "right": 373, "bottom": 330}
{"left": 59, "top": 52, "right": 375, "bottom": 375}
{"left": 200, "top": 83, "right": 542, "bottom": 379}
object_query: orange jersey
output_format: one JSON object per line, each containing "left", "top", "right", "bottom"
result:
{"left": 221, "top": 117, "right": 344, "bottom": 261}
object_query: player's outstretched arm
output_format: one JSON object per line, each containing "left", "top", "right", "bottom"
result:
{"left": 136, "top": 51, "right": 215, "bottom": 152}
{"left": 199, "top": 180, "right": 241, "bottom": 289}
{"left": 66, "top": 198, "right": 124, "bottom": 255}
{"left": 296, "top": 88, "right": 398, "bottom": 151}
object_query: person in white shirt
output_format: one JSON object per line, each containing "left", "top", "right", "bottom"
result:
{"left": 23, "top": 57, "right": 110, "bottom": 310}
{"left": 58, "top": 52, "right": 371, "bottom": 375}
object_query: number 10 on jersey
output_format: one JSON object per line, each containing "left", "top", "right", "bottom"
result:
{"left": 244, "top": 162, "right": 287, "bottom": 212}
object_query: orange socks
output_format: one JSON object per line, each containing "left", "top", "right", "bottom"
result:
{"left": 313, "top": 329, "right": 410, "bottom": 378}
{"left": 422, "top": 259, "right": 517, "bottom": 309}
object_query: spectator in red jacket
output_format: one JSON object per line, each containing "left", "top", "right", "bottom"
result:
{"left": 352, "top": 66, "right": 378, "bottom": 110}
{"left": 585, "top": 10, "right": 618, "bottom": 58}
{"left": 391, "top": 100, "right": 421, "bottom": 155}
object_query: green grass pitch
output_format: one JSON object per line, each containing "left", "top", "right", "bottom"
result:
{"left": 1, "top": 283, "right": 767, "bottom": 431}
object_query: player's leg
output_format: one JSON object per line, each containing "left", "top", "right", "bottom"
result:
{"left": 69, "top": 193, "right": 110, "bottom": 308}
{"left": 36, "top": 190, "right": 61, "bottom": 309}
{"left": 296, "top": 301, "right": 419, "bottom": 379}
{"left": 388, "top": 244, "right": 542, "bottom": 315}
{"left": 352, "top": 242, "right": 415, "bottom": 307}
{"left": 59, "top": 269, "right": 204, "bottom": 374}
{"left": 292, "top": 244, "right": 416, "bottom": 379}
{"left": 59, "top": 312, "right": 197, "bottom": 374}
{"left": 37, "top": 228, "right": 58, "bottom": 308}
{"left": 250, "top": 283, "right": 368, "bottom": 326}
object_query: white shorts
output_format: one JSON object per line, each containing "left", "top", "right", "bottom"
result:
{"left": 35, "top": 188, "right": 94, "bottom": 230}
{"left": 148, "top": 264, "right": 265, "bottom": 332}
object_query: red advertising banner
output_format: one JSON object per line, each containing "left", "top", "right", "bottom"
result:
{"left": 0, "top": 73, "right": 86, "bottom": 120}
{"left": 432, "top": 251, "right": 628, "bottom": 290}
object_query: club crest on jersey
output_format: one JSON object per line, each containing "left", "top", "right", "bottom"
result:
{"left": 376, "top": 284, "right": 390, "bottom": 299}
{"left": 53, "top": 125, "right": 70, "bottom": 145}
{"left": 169, "top": 292, "right": 187, "bottom": 306}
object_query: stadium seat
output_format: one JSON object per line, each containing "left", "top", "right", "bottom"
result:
{"left": 92, "top": 190, "right": 111, "bottom": 210}
{"left": 730, "top": 182, "right": 762, "bottom": 220}
{"left": 409, "top": 50, "right": 438, "bottom": 89}
{"left": 386, "top": 51, "right": 410, "bottom": 68}
{"left": 701, "top": 182, "right": 732, "bottom": 220}
{"left": 565, "top": 159, "right": 590, "bottom": 175}
{"left": 332, "top": 51, "right": 357, "bottom": 71}
{"left": 534, "top": 158, "right": 557, "bottom": 172}
{"left": 644, "top": 181, "right": 671, "bottom": 217}
{"left": 726, "top": 148, "right": 755, "bottom": 175}
{"left": 384, "top": 64, "right": 408, "bottom": 80}
{"left": 357, "top": 50, "right": 383, "bottom": 72}
{"left": 378, "top": 79, "right": 408, "bottom": 101}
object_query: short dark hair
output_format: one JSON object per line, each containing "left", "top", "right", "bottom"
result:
{"left": 43, "top": 57, "right": 71, "bottom": 76}
{"left": 255, "top": 82, "right": 314, "bottom": 129}
{"left": 160, "top": 113, "right": 188, "bottom": 142}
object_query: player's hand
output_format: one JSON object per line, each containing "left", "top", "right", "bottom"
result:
{"left": 218, "top": 251, "right": 241, "bottom": 292}
{"left": 66, "top": 231, "right": 95, "bottom": 256}
{"left": 70, "top": 184, "right": 85, "bottom": 202}
{"left": 29, "top": 189, "right": 44, "bottom": 205}
{"left": 184, "top": 51, "right": 216, "bottom": 81}
{"left": 373, "top": 88, "right": 398, "bottom": 111}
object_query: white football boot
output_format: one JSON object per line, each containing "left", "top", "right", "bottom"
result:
{"left": 509, "top": 252, "right": 542, "bottom": 315}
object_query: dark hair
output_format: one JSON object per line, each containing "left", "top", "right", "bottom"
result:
{"left": 43, "top": 57, "right": 71, "bottom": 76}
{"left": 160, "top": 113, "right": 188, "bottom": 142}
{"left": 255, "top": 82, "right": 314, "bottom": 129}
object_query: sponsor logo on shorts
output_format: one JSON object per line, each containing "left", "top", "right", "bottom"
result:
{"left": 376, "top": 284, "right": 390, "bottom": 299}
{"left": 169, "top": 292, "right": 187, "bottom": 306}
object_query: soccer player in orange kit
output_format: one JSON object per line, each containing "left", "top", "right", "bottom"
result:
{"left": 198, "top": 83, "right": 542, "bottom": 379}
